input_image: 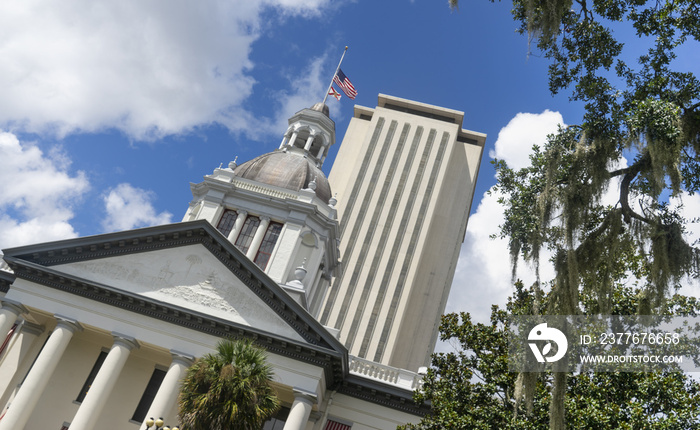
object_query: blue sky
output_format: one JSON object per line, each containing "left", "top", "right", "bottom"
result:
{"left": 1, "top": 1, "right": 697, "bottom": 325}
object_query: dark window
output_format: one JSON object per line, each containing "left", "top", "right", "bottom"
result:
{"left": 21, "top": 332, "right": 51, "bottom": 385}
{"left": 254, "top": 222, "right": 283, "bottom": 270}
{"left": 216, "top": 210, "right": 238, "bottom": 237}
{"left": 76, "top": 350, "right": 108, "bottom": 402}
{"left": 324, "top": 420, "right": 352, "bottom": 430}
{"left": 131, "top": 368, "right": 167, "bottom": 422}
{"left": 263, "top": 406, "right": 290, "bottom": 430}
{"left": 383, "top": 103, "right": 456, "bottom": 123}
{"left": 235, "top": 216, "right": 260, "bottom": 254}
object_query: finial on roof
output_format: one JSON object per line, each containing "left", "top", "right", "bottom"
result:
{"left": 294, "top": 259, "right": 308, "bottom": 282}
{"left": 228, "top": 156, "right": 238, "bottom": 169}
{"left": 310, "top": 102, "right": 330, "bottom": 117}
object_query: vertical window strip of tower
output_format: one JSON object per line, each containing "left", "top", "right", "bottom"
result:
{"left": 374, "top": 131, "right": 450, "bottom": 363}
{"left": 337, "top": 117, "right": 386, "bottom": 239}
{"left": 254, "top": 222, "right": 283, "bottom": 270}
{"left": 370, "top": 128, "right": 436, "bottom": 361}
{"left": 320, "top": 118, "right": 386, "bottom": 325}
{"left": 235, "top": 216, "right": 261, "bottom": 254}
{"left": 358, "top": 126, "right": 424, "bottom": 358}
{"left": 346, "top": 122, "right": 411, "bottom": 351}
{"left": 332, "top": 120, "right": 398, "bottom": 331}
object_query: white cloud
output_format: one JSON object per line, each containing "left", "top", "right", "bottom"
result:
{"left": 672, "top": 192, "right": 700, "bottom": 298}
{"left": 272, "top": 55, "right": 342, "bottom": 132}
{"left": 102, "top": 183, "right": 173, "bottom": 232}
{"left": 445, "top": 188, "right": 556, "bottom": 325}
{"left": 0, "top": 0, "right": 331, "bottom": 140}
{"left": 489, "top": 110, "right": 565, "bottom": 170}
{"left": 0, "top": 131, "right": 89, "bottom": 249}
{"left": 446, "top": 111, "right": 565, "bottom": 325}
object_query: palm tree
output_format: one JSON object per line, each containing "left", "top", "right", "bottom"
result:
{"left": 178, "top": 338, "right": 280, "bottom": 430}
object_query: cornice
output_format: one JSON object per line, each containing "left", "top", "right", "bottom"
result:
{"left": 338, "top": 375, "right": 431, "bottom": 416}
{"left": 0, "top": 267, "right": 15, "bottom": 293}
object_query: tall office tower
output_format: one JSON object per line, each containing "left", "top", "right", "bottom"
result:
{"left": 320, "top": 94, "right": 485, "bottom": 371}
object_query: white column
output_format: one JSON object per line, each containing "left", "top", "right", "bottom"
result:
{"left": 0, "top": 316, "right": 82, "bottom": 430}
{"left": 288, "top": 131, "right": 299, "bottom": 148}
{"left": 283, "top": 388, "right": 316, "bottom": 430}
{"left": 0, "top": 322, "right": 45, "bottom": 413}
{"left": 304, "top": 134, "right": 315, "bottom": 152}
{"left": 140, "top": 351, "right": 194, "bottom": 430}
{"left": 228, "top": 210, "right": 248, "bottom": 242}
{"left": 0, "top": 300, "right": 26, "bottom": 340}
{"left": 69, "top": 333, "right": 139, "bottom": 430}
{"left": 246, "top": 216, "right": 271, "bottom": 260}
{"left": 316, "top": 143, "right": 325, "bottom": 159}
{"left": 279, "top": 135, "right": 288, "bottom": 149}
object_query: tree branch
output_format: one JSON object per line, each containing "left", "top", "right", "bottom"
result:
{"left": 619, "top": 154, "right": 652, "bottom": 224}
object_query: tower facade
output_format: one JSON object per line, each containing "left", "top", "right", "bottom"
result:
{"left": 320, "top": 94, "right": 485, "bottom": 370}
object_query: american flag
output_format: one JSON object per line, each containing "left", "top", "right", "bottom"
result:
{"left": 333, "top": 68, "right": 357, "bottom": 99}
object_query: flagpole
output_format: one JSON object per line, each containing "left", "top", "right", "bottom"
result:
{"left": 322, "top": 46, "right": 348, "bottom": 104}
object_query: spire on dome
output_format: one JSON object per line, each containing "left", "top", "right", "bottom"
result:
{"left": 310, "top": 102, "right": 330, "bottom": 117}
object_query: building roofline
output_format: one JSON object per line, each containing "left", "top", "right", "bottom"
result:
{"left": 378, "top": 94, "right": 465, "bottom": 126}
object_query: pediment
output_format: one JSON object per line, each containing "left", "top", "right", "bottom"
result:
{"left": 2, "top": 221, "right": 344, "bottom": 352}
{"left": 52, "top": 244, "right": 305, "bottom": 342}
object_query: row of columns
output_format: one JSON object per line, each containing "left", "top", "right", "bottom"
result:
{"left": 279, "top": 129, "right": 328, "bottom": 161}
{"left": 0, "top": 300, "right": 319, "bottom": 430}
{"left": 0, "top": 301, "right": 192, "bottom": 430}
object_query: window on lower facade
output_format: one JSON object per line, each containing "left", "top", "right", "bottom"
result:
{"left": 254, "top": 222, "right": 283, "bottom": 270}
{"left": 234, "top": 216, "right": 260, "bottom": 254}
{"left": 76, "top": 350, "right": 108, "bottom": 403}
{"left": 324, "top": 419, "right": 352, "bottom": 430}
{"left": 131, "top": 367, "right": 167, "bottom": 422}
{"left": 216, "top": 209, "right": 238, "bottom": 237}
{"left": 21, "top": 332, "right": 51, "bottom": 386}
{"left": 263, "top": 406, "right": 290, "bottom": 430}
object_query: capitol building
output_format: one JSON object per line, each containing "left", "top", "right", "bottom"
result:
{"left": 0, "top": 94, "right": 485, "bottom": 430}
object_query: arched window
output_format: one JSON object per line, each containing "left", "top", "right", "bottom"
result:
{"left": 234, "top": 216, "right": 260, "bottom": 254}
{"left": 254, "top": 222, "right": 284, "bottom": 270}
{"left": 216, "top": 210, "right": 238, "bottom": 237}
